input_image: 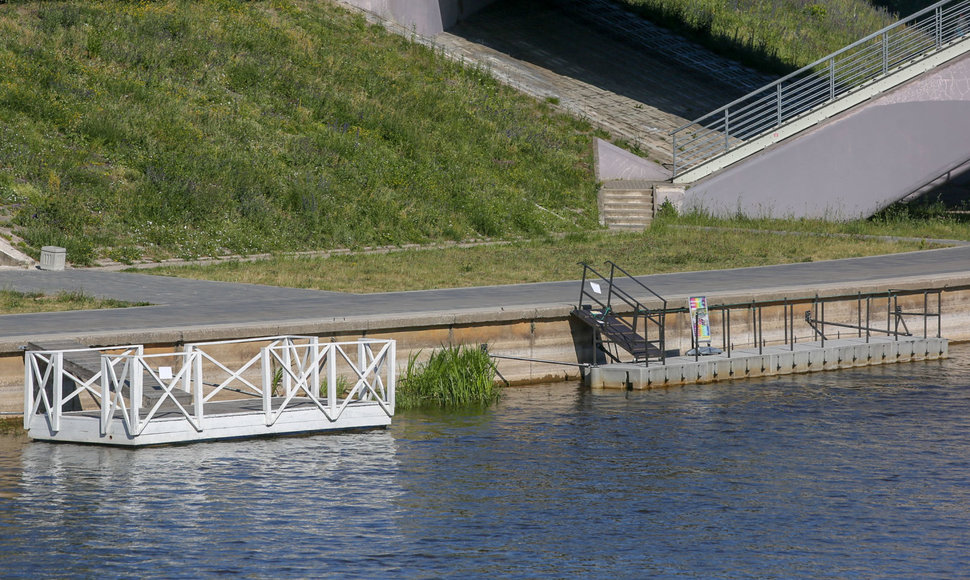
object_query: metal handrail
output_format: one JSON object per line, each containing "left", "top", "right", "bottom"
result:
{"left": 671, "top": 0, "right": 970, "bottom": 176}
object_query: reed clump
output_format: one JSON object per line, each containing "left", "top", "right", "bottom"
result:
{"left": 397, "top": 345, "right": 499, "bottom": 410}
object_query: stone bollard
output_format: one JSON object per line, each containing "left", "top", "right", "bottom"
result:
{"left": 39, "top": 246, "right": 66, "bottom": 271}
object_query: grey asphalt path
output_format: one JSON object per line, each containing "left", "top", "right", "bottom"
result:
{"left": 0, "top": 245, "right": 968, "bottom": 346}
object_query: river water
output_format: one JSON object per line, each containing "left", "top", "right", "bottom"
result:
{"left": 2, "top": 346, "right": 970, "bottom": 578}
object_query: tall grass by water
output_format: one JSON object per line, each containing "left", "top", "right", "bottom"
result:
{"left": 397, "top": 346, "right": 499, "bottom": 410}
{"left": 619, "top": 0, "right": 900, "bottom": 72}
{"left": 0, "top": 0, "right": 598, "bottom": 264}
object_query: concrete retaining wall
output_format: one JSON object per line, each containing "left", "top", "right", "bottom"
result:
{"left": 339, "top": 0, "right": 498, "bottom": 36}
{"left": 2, "top": 281, "right": 968, "bottom": 412}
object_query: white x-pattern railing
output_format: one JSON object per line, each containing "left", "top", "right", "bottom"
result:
{"left": 23, "top": 345, "right": 143, "bottom": 432}
{"left": 261, "top": 339, "right": 395, "bottom": 427}
{"left": 24, "top": 336, "right": 396, "bottom": 437}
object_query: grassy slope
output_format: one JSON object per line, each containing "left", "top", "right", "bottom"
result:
{"left": 619, "top": 0, "right": 900, "bottom": 72}
{"left": 0, "top": 0, "right": 599, "bottom": 264}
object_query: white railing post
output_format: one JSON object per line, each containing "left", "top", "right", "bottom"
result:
{"left": 193, "top": 351, "right": 204, "bottom": 430}
{"left": 936, "top": 5, "right": 943, "bottom": 48}
{"left": 310, "top": 337, "right": 320, "bottom": 401}
{"left": 327, "top": 343, "right": 337, "bottom": 419}
{"left": 723, "top": 109, "right": 730, "bottom": 151}
{"left": 882, "top": 31, "right": 889, "bottom": 75}
{"left": 282, "top": 340, "right": 293, "bottom": 398}
{"left": 130, "top": 357, "right": 142, "bottom": 435}
{"left": 23, "top": 353, "right": 34, "bottom": 430}
{"left": 261, "top": 347, "right": 272, "bottom": 425}
{"left": 51, "top": 353, "right": 63, "bottom": 433}
{"left": 828, "top": 58, "right": 835, "bottom": 101}
{"left": 776, "top": 83, "right": 783, "bottom": 125}
{"left": 388, "top": 340, "right": 396, "bottom": 413}
{"left": 100, "top": 355, "right": 111, "bottom": 435}
{"left": 181, "top": 344, "right": 193, "bottom": 393}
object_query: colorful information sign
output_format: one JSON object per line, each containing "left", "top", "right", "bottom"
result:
{"left": 688, "top": 296, "right": 711, "bottom": 343}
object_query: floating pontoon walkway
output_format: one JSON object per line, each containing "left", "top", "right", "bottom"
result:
{"left": 589, "top": 335, "right": 947, "bottom": 389}
{"left": 24, "top": 336, "right": 395, "bottom": 447}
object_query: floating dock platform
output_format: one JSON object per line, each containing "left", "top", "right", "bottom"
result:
{"left": 24, "top": 336, "right": 396, "bottom": 447}
{"left": 588, "top": 336, "right": 948, "bottom": 389}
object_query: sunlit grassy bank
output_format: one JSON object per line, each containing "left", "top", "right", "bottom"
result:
{"left": 140, "top": 216, "right": 947, "bottom": 293}
{"left": 619, "top": 0, "right": 898, "bottom": 73}
{"left": 0, "top": 0, "right": 598, "bottom": 265}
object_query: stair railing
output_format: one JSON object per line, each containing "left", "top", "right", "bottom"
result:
{"left": 671, "top": 0, "right": 970, "bottom": 177}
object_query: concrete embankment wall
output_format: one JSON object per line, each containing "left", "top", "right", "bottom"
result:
{"left": 1, "top": 276, "right": 969, "bottom": 412}
{"left": 339, "top": 0, "right": 498, "bottom": 36}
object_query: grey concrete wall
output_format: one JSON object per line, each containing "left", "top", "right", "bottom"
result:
{"left": 340, "top": 0, "right": 498, "bottom": 36}
{"left": 685, "top": 54, "right": 970, "bottom": 219}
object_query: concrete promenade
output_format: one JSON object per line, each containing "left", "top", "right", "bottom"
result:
{"left": 0, "top": 245, "right": 969, "bottom": 349}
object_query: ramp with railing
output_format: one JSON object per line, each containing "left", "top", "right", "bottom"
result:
{"left": 671, "top": 0, "right": 970, "bottom": 184}
{"left": 24, "top": 336, "right": 396, "bottom": 446}
{"left": 572, "top": 262, "right": 667, "bottom": 364}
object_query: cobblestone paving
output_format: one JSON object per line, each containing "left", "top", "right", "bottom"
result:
{"left": 439, "top": 0, "right": 778, "bottom": 166}
{"left": 341, "top": 0, "right": 778, "bottom": 167}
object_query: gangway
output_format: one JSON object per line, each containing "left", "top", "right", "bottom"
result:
{"left": 671, "top": 0, "right": 970, "bottom": 184}
{"left": 572, "top": 262, "right": 667, "bottom": 364}
{"left": 23, "top": 336, "right": 396, "bottom": 447}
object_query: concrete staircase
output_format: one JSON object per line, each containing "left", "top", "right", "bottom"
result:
{"left": 598, "top": 181, "right": 654, "bottom": 231}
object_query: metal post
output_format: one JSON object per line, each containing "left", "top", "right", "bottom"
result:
{"left": 52, "top": 353, "right": 62, "bottom": 433}
{"left": 758, "top": 306, "right": 763, "bottom": 355}
{"left": 193, "top": 352, "right": 203, "bottom": 430}
{"left": 130, "top": 357, "right": 142, "bottom": 435}
{"left": 776, "top": 83, "right": 783, "bottom": 126}
{"left": 727, "top": 308, "right": 732, "bottom": 358}
{"left": 672, "top": 133, "right": 678, "bottom": 177}
{"left": 790, "top": 301, "right": 795, "bottom": 351}
{"left": 829, "top": 58, "right": 836, "bottom": 101}
{"left": 327, "top": 344, "right": 337, "bottom": 419}
{"left": 388, "top": 340, "right": 396, "bottom": 412}
{"left": 858, "top": 292, "right": 862, "bottom": 338}
{"left": 311, "top": 337, "right": 320, "bottom": 401}
{"left": 882, "top": 31, "right": 889, "bottom": 75}
{"left": 724, "top": 109, "right": 730, "bottom": 151}
{"left": 23, "top": 353, "right": 33, "bottom": 430}
{"left": 937, "top": 291, "right": 942, "bottom": 338}
{"left": 866, "top": 296, "right": 871, "bottom": 343}
{"left": 924, "top": 292, "right": 929, "bottom": 338}
{"left": 820, "top": 298, "right": 826, "bottom": 347}
{"left": 784, "top": 299, "right": 789, "bottom": 347}
{"left": 894, "top": 294, "right": 900, "bottom": 340}
{"left": 261, "top": 347, "right": 272, "bottom": 424}
{"left": 887, "top": 292, "right": 891, "bottom": 336}
{"left": 936, "top": 5, "right": 943, "bottom": 48}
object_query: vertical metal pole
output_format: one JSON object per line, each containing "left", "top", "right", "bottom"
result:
{"left": 727, "top": 308, "right": 732, "bottom": 358}
{"left": 23, "top": 353, "right": 32, "bottom": 430}
{"left": 672, "top": 133, "right": 678, "bottom": 177}
{"left": 193, "top": 352, "right": 203, "bottom": 430}
{"left": 776, "top": 83, "right": 783, "bottom": 126}
{"left": 821, "top": 299, "right": 826, "bottom": 347}
{"left": 311, "top": 337, "right": 320, "bottom": 400}
{"left": 328, "top": 344, "right": 338, "bottom": 419}
{"left": 887, "top": 292, "right": 891, "bottom": 336}
{"left": 758, "top": 306, "right": 765, "bottom": 354}
{"left": 724, "top": 109, "right": 730, "bottom": 151}
{"left": 924, "top": 292, "right": 928, "bottom": 338}
{"left": 100, "top": 356, "right": 110, "bottom": 435}
{"left": 857, "top": 292, "right": 862, "bottom": 338}
{"left": 261, "top": 347, "right": 272, "bottom": 425}
{"left": 866, "top": 296, "right": 871, "bottom": 343}
{"left": 751, "top": 301, "right": 756, "bottom": 350}
{"left": 882, "top": 31, "right": 889, "bottom": 75}
{"left": 936, "top": 5, "right": 943, "bottom": 47}
{"left": 130, "top": 356, "right": 142, "bottom": 435}
{"left": 937, "top": 291, "right": 942, "bottom": 338}
{"left": 829, "top": 58, "right": 836, "bottom": 101}
{"left": 790, "top": 301, "right": 795, "bottom": 351}
{"left": 784, "top": 299, "right": 789, "bottom": 347}
{"left": 388, "top": 340, "right": 396, "bottom": 413}
{"left": 52, "top": 353, "right": 62, "bottom": 433}
{"left": 894, "top": 294, "right": 899, "bottom": 340}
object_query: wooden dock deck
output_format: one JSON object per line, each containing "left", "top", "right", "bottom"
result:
{"left": 24, "top": 336, "right": 396, "bottom": 447}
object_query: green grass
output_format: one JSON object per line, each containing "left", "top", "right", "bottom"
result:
{"left": 397, "top": 345, "right": 499, "bottom": 410}
{"left": 139, "top": 216, "right": 947, "bottom": 293}
{"left": 0, "top": 288, "right": 147, "bottom": 313}
{"left": 619, "top": 0, "right": 900, "bottom": 73}
{"left": 0, "top": 0, "right": 598, "bottom": 265}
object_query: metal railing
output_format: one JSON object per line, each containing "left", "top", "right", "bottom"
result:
{"left": 23, "top": 345, "right": 143, "bottom": 432}
{"left": 25, "top": 336, "right": 395, "bottom": 437}
{"left": 577, "top": 261, "right": 667, "bottom": 363}
{"left": 670, "top": 0, "right": 970, "bottom": 177}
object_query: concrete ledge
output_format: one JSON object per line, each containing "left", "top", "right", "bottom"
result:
{"left": 588, "top": 336, "right": 948, "bottom": 389}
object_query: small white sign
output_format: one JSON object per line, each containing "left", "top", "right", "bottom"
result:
{"left": 158, "top": 366, "right": 173, "bottom": 380}
{"left": 590, "top": 282, "right": 602, "bottom": 294}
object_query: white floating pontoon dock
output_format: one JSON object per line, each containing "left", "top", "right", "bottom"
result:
{"left": 24, "top": 336, "right": 396, "bottom": 447}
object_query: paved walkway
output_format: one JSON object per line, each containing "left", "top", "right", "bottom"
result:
{"left": 0, "top": 245, "right": 968, "bottom": 348}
